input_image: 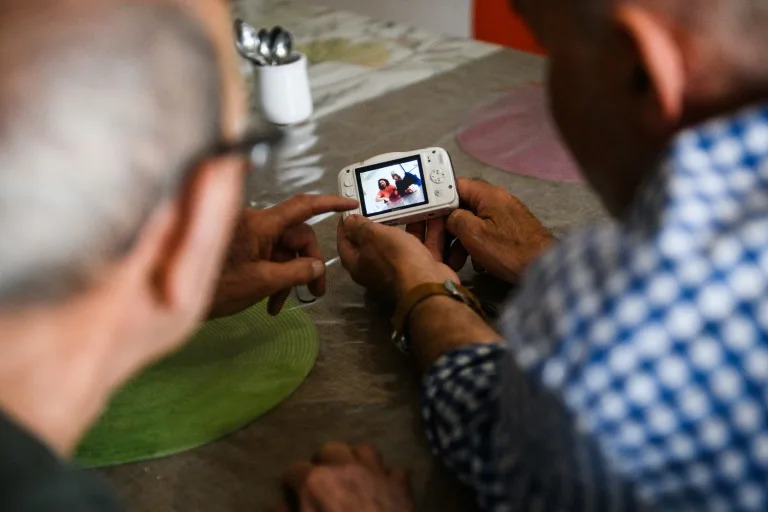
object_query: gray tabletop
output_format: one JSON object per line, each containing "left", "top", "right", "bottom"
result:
{"left": 98, "top": 49, "right": 606, "bottom": 511}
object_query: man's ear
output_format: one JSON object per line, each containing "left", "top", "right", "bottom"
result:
{"left": 613, "top": 3, "right": 685, "bottom": 128}
{"left": 151, "top": 157, "right": 242, "bottom": 318}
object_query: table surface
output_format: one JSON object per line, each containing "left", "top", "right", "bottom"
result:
{"left": 233, "top": 0, "right": 497, "bottom": 119}
{"left": 99, "top": 3, "right": 606, "bottom": 511}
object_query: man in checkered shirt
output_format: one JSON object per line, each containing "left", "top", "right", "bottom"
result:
{"left": 304, "top": 0, "right": 768, "bottom": 510}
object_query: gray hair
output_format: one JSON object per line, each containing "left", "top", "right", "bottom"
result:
{"left": 0, "top": 1, "right": 221, "bottom": 305}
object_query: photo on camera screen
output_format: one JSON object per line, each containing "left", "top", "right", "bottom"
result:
{"left": 356, "top": 156, "right": 428, "bottom": 217}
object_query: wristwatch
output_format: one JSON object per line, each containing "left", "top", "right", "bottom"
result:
{"left": 391, "top": 280, "right": 487, "bottom": 353}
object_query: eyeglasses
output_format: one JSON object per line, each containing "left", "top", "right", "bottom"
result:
{"left": 207, "top": 127, "right": 283, "bottom": 161}
{"left": 186, "top": 127, "right": 285, "bottom": 184}
{"left": 181, "top": 127, "right": 285, "bottom": 209}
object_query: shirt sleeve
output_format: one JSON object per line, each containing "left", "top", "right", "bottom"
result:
{"left": 0, "top": 412, "right": 124, "bottom": 512}
{"left": 421, "top": 344, "right": 641, "bottom": 512}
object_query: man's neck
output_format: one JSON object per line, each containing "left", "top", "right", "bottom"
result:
{"left": 0, "top": 294, "right": 135, "bottom": 457}
{"left": 681, "top": 33, "right": 768, "bottom": 129}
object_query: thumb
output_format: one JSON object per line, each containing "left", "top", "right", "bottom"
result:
{"left": 445, "top": 209, "right": 485, "bottom": 245}
{"left": 256, "top": 258, "right": 326, "bottom": 297}
{"left": 343, "top": 214, "right": 375, "bottom": 245}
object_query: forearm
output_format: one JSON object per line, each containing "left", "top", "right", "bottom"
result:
{"left": 407, "top": 295, "right": 502, "bottom": 371}
{"left": 421, "top": 344, "right": 640, "bottom": 511}
{"left": 409, "top": 292, "right": 640, "bottom": 510}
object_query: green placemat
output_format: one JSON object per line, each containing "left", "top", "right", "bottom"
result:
{"left": 77, "top": 300, "right": 318, "bottom": 468}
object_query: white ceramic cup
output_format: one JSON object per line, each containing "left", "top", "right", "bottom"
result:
{"left": 256, "top": 52, "right": 313, "bottom": 126}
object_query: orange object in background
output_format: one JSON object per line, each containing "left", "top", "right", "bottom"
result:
{"left": 473, "top": 0, "right": 545, "bottom": 54}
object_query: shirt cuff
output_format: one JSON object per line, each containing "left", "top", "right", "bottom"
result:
{"left": 421, "top": 343, "right": 508, "bottom": 511}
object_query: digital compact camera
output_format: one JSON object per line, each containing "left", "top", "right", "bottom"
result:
{"left": 337, "top": 148, "right": 459, "bottom": 226}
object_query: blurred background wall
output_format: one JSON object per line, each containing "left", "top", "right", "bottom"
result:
{"left": 307, "top": 0, "right": 544, "bottom": 54}
{"left": 307, "top": 0, "right": 473, "bottom": 38}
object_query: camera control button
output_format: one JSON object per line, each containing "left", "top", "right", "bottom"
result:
{"left": 343, "top": 176, "right": 354, "bottom": 187}
{"left": 434, "top": 188, "right": 444, "bottom": 198}
{"left": 430, "top": 169, "right": 446, "bottom": 184}
{"left": 344, "top": 189, "right": 356, "bottom": 197}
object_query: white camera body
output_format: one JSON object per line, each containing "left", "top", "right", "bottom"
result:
{"left": 338, "top": 147, "right": 459, "bottom": 226}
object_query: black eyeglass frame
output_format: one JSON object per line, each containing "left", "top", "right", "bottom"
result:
{"left": 178, "top": 127, "right": 285, "bottom": 211}
{"left": 183, "top": 127, "right": 285, "bottom": 181}
{"left": 204, "top": 127, "right": 285, "bottom": 162}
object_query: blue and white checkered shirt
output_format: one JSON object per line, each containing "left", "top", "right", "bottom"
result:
{"left": 421, "top": 104, "right": 768, "bottom": 511}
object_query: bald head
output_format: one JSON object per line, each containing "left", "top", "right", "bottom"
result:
{"left": 0, "top": 0, "right": 221, "bottom": 305}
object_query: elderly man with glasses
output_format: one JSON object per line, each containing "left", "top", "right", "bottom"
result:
{"left": 0, "top": 0, "right": 371, "bottom": 509}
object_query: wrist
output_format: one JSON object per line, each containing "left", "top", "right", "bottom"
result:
{"left": 407, "top": 295, "right": 501, "bottom": 369}
{"left": 394, "top": 266, "right": 458, "bottom": 301}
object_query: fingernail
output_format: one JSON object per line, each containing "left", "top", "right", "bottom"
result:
{"left": 311, "top": 260, "right": 325, "bottom": 278}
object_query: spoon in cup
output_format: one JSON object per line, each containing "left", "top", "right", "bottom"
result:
{"left": 234, "top": 19, "right": 268, "bottom": 66}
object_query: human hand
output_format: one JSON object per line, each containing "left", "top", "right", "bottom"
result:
{"left": 210, "top": 194, "right": 358, "bottom": 318}
{"left": 337, "top": 215, "right": 458, "bottom": 300}
{"left": 277, "top": 442, "right": 415, "bottom": 512}
{"left": 444, "top": 178, "right": 555, "bottom": 283}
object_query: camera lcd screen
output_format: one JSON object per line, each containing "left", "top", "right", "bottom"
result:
{"left": 356, "top": 156, "right": 429, "bottom": 218}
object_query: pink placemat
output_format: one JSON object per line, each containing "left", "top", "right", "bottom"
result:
{"left": 457, "top": 84, "right": 583, "bottom": 183}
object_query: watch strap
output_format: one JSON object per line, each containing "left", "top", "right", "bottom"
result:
{"left": 391, "top": 280, "right": 486, "bottom": 353}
